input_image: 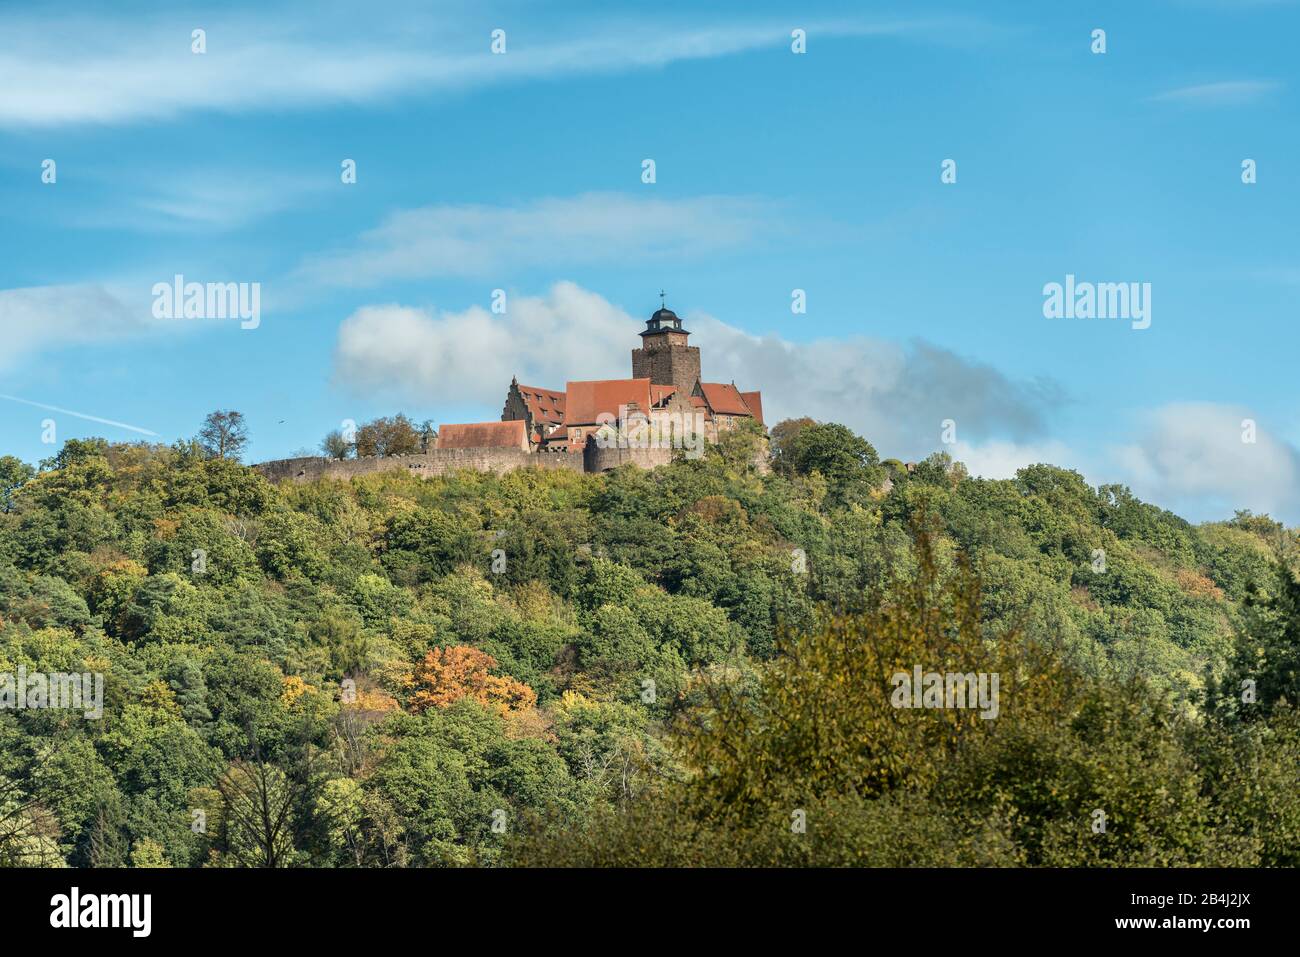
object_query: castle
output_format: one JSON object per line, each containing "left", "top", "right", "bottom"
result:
{"left": 256, "top": 301, "right": 764, "bottom": 484}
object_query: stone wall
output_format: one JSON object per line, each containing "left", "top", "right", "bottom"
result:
{"left": 255, "top": 435, "right": 771, "bottom": 484}
{"left": 255, "top": 448, "right": 585, "bottom": 484}
{"left": 582, "top": 444, "right": 675, "bottom": 472}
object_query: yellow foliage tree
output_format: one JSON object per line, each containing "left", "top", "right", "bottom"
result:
{"left": 407, "top": 646, "right": 536, "bottom": 716}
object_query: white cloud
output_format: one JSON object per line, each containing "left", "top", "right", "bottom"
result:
{"left": 331, "top": 282, "right": 1064, "bottom": 464}
{"left": 294, "top": 193, "right": 774, "bottom": 289}
{"left": 332, "top": 282, "right": 630, "bottom": 403}
{"left": 0, "top": 7, "right": 947, "bottom": 128}
{"left": 0, "top": 284, "right": 156, "bottom": 370}
{"left": 1112, "top": 402, "right": 1300, "bottom": 520}
{"left": 1148, "top": 80, "right": 1280, "bottom": 106}
{"left": 686, "top": 315, "right": 1063, "bottom": 458}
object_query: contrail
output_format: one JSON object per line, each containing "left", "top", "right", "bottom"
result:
{"left": 0, "top": 394, "right": 158, "bottom": 437}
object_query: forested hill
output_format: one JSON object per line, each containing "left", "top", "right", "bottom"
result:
{"left": 0, "top": 420, "right": 1294, "bottom": 867}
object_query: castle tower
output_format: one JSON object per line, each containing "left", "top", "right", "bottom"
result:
{"left": 631, "top": 298, "right": 701, "bottom": 396}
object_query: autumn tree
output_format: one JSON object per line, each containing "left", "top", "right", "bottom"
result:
{"left": 408, "top": 646, "right": 536, "bottom": 715}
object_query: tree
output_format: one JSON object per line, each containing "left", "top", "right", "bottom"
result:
{"left": 87, "top": 803, "right": 129, "bottom": 867}
{"left": 768, "top": 417, "right": 816, "bottom": 472}
{"left": 197, "top": 410, "right": 250, "bottom": 460}
{"left": 0, "top": 777, "right": 63, "bottom": 867}
{"left": 37, "top": 437, "right": 108, "bottom": 473}
{"left": 129, "top": 839, "right": 172, "bottom": 868}
{"left": 354, "top": 414, "right": 421, "bottom": 458}
{"left": 320, "top": 429, "right": 354, "bottom": 460}
{"left": 315, "top": 777, "right": 405, "bottom": 867}
{"left": 771, "top": 419, "right": 881, "bottom": 486}
{"left": 408, "top": 646, "right": 536, "bottom": 716}
{"left": 910, "top": 451, "right": 968, "bottom": 488}
{"left": 1210, "top": 554, "right": 1300, "bottom": 721}
{"left": 0, "top": 455, "right": 34, "bottom": 513}
{"left": 418, "top": 420, "right": 437, "bottom": 452}
{"left": 216, "top": 760, "right": 300, "bottom": 867}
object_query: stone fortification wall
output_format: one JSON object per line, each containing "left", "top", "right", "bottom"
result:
{"left": 582, "top": 444, "right": 675, "bottom": 472}
{"left": 255, "top": 448, "right": 584, "bottom": 484}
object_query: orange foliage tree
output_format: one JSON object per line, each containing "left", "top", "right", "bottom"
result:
{"left": 407, "top": 646, "right": 536, "bottom": 715}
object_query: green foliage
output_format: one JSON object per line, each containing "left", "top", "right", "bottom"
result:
{"left": 513, "top": 524, "right": 1297, "bottom": 867}
{"left": 771, "top": 419, "right": 885, "bottom": 502}
{"left": 0, "top": 429, "right": 1291, "bottom": 868}
{"left": 0, "top": 456, "right": 34, "bottom": 514}
{"left": 354, "top": 414, "right": 426, "bottom": 458}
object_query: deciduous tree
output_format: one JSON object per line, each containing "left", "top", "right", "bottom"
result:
{"left": 408, "top": 646, "right": 536, "bottom": 715}
{"left": 197, "top": 410, "right": 250, "bottom": 460}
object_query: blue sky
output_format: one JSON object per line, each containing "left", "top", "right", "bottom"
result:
{"left": 1, "top": 0, "right": 1298, "bottom": 522}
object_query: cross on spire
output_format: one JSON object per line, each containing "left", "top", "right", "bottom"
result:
{"left": 659, "top": 289, "right": 666, "bottom": 309}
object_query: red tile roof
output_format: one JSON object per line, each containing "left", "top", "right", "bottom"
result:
{"left": 563, "top": 379, "right": 653, "bottom": 426}
{"left": 650, "top": 384, "right": 678, "bottom": 407}
{"left": 437, "top": 419, "right": 528, "bottom": 450}
{"left": 517, "top": 384, "right": 565, "bottom": 424}
{"left": 739, "top": 391, "right": 763, "bottom": 424}
{"left": 699, "top": 382, "right": 754, "bottom": 417}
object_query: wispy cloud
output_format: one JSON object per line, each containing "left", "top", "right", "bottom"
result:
{"left": 294, "top": 193, "right": 776, "bottom": 289}
{"left": 0, "top": 284, "right": 156, "bottom": 370}
{"left": 0, "top": 6, "right": 959, "bottom": 129}
{"left": 68, "top": 170, "right": 331, "bottom": 233}
{"left": 1148, "top": 80, "right": 1280, "bottom": 106}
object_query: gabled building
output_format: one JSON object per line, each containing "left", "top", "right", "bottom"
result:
{"left": 501, "top": 380, "right": 566, "bottom": 447}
